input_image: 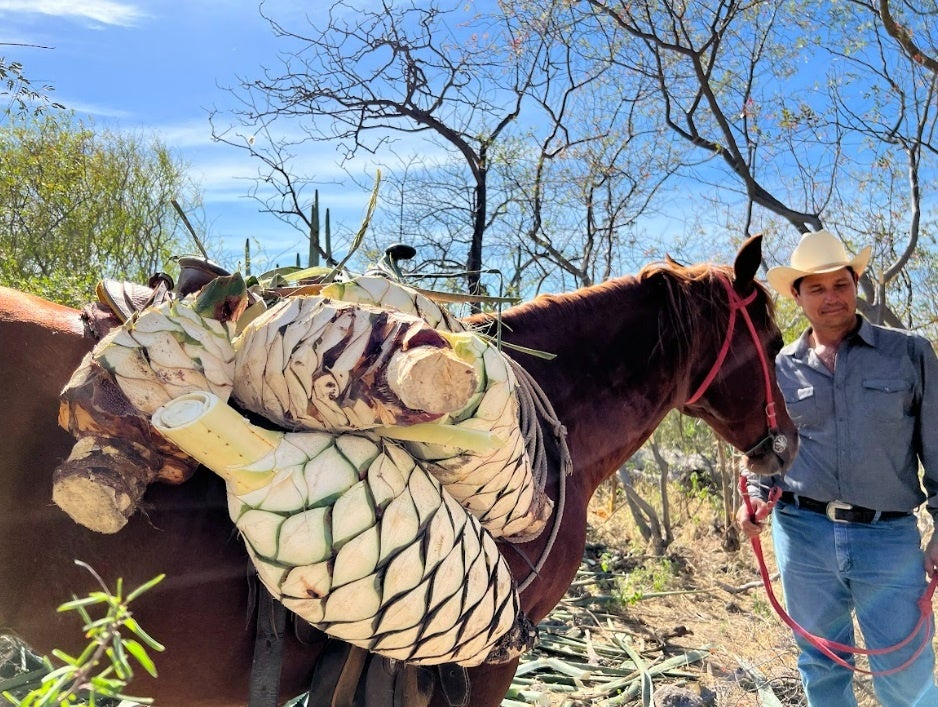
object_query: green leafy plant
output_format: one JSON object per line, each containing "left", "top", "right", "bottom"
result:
{"left": 1, "top": 561, "right": 164, "bottom": 707}
{"left": 616, "top": 558, "right": 677, "bottom": 606}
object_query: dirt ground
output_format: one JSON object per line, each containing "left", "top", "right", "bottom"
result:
{"left": 510, "top": 480, "right": 938, "bottom": 706}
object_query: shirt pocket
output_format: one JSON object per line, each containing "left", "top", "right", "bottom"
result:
{"left": 784, "top": 386, "right": 819, "bottom": 428}
{"left": 861, "top": 378, "right": 912, "bottom": 422}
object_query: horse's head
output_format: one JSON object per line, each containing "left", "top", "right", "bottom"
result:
{"left": 675, "top": 235, "right": 798, "bottom": 476}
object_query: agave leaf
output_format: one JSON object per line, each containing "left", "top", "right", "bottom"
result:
{"left": 193, "top": 273, "right": 248, "bottom": 322}
{"left": 321, "top": 170, "right": 381, "bottom": 284}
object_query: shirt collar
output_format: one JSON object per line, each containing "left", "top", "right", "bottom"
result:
{"left": 787, "top": 314, "right": 873, "bottom": 359}
{"left": 852, "top": 315, "right": 876, "bottom": 347}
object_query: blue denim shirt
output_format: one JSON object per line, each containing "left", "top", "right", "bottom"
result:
{"left": 751, "top": 316, "right": 938, "bottom": 520}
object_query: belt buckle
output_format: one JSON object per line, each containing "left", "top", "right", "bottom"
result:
{"left": 826, "top": 500, "right": 853, "bottom": 523}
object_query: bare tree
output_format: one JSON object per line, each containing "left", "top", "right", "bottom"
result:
{"left": 210, "top": 0, "right": 938, "bottom": 326}
{"left": 581, "top": 0, "right": 830, "bottom": 232}
{"left": 212, "top": 0, "right": 557, "bottom": 296}
{"left": 575, "top": 0, "right": 938, "bottom": 326}
{"left": 211, "top": 1, "right": 680, "bottom": 297}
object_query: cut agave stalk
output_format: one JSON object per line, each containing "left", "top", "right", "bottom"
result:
{"left": 152, "top": 391, "right": 536, "bottom": 666}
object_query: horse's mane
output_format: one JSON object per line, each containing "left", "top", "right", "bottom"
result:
{"left": 636, "top": 258, "right": 775, "bottom": 379}
{"left": 473, "top": 259, "right": 773, "bottom": 381}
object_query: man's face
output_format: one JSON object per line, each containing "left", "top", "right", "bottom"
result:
{"left": 792, "top": 268, "right": 858, "bottom": 332}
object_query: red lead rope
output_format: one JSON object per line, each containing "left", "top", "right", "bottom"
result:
{"left": 740, "top": 476, "right": 938, "bottom": 675}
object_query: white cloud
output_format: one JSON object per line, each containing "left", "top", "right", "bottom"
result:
{"left": 58, "top": 97, "right": 135, "bottom": 119}
{"left": 0, "top": 0, "right": 145, "bottom": 26}
{"left": 152, "top": 120, "right": 216, "bottom": 149}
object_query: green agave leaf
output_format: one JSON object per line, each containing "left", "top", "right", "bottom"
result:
{"left": 321, "top": 170, "right": 381, "bottom": 283}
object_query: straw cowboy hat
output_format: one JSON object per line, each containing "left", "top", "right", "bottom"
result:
{"left": 766, "top": 229, "right": 872, "bottom": 299}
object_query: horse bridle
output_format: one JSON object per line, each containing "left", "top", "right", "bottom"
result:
{"left": 684, "top": 275, "right": 789, "bottom": 459}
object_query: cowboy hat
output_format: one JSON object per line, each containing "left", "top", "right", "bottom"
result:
{"left": 766, "top": 229, "right": 871, "bottom": 298}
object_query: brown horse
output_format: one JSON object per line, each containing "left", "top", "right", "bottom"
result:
{"left": 0, "top": 235, "right": 796, "bottom": 706}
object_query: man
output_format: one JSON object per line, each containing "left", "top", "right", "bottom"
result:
{"left": 737, "top": 229, "right": 938, "bottom": 705}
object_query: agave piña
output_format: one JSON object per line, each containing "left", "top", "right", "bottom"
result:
{"left": 52, "top": 275, "right": 248, "bottom": 533}
{"left": 152, "top": 391, "right": 535, "bottom": 666}
{"left": 232, "top": 296, "right": 478, "bottom": 432}
{"left": 320, "top": 278, "right": 553, "bottom": 541}
{"left": 92, "top": 275, "right": 247, "bottom": 415}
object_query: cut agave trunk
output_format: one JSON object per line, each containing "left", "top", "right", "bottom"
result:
{"left": 53, "top": 352, "right": 200, "bottom": 533}
{"left": 152, "top": 391, "right": 536, "bottom": 666}
{"left": 408, "top": 330, "right": 553, "bottom": 541}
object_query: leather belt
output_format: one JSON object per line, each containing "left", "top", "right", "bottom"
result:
{"left": 780, "top": 492, "right": 911, "bottom": 524}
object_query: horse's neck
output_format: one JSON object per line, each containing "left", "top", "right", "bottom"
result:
{"left": 497, "top": 278, "right": 685, "bottom": 494}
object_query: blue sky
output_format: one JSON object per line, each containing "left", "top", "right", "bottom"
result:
{"left": 1, "top": 0, "right": 381, "bottom": 269}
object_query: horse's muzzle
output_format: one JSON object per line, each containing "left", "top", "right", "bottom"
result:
{"left": 744, "top": 430, "right": 796, "bottom": 475}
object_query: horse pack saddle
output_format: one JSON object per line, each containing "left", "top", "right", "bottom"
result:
{"left": 84, "top": 256, "right": 230, "bottom": 338}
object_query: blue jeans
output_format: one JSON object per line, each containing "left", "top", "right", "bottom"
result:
{"left": 772, "top": 502, "right": 938, "bottom": 706}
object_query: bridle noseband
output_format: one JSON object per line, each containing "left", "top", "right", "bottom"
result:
{"left": 684, "top": 276, "right": 789, "bottom": 459}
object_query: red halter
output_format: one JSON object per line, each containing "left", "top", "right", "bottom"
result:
{"left": 684, "top": 275, "right": 783, "bottom": 455}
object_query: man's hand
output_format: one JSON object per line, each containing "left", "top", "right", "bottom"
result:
{"left": 924, "top": 532, "right": 938, "bottom": 578}
{"left": 736, "top": 499, "right": 769, "bottom": 538}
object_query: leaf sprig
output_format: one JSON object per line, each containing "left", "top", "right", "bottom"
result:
{"left": 1, "top": 560, "right": 165, "bottom": 707}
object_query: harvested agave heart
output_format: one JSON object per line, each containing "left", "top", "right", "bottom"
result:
{"left": 50, "top": 275, "right": 247, "bottom": 533}
{"left": 320, "top": 278, "right": 554, "bottom": 542}
{"left": 151, "top": 391, "right": 536, "bottom": 666}
{"left": 232, "top": 296, "right": 478, "bottom": 431}
{"left": 91, "top": 274, "right": 246, "bottom": 415}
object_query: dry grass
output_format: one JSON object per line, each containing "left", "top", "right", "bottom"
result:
{"left": 584, "top": 479, "right": 805, "bottom": 706}
{"left": 506, "top": 477, "right": 936, "bottom": 706}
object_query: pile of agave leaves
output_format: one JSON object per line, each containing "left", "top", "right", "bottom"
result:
{"left": 501, "top": 556, "right": 793, "bottom": 707}
{"left": 505, "top": 600, "right": 709, "bottom": 706}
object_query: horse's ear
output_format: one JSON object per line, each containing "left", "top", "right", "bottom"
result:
{"left": 733, "top": 234, "right": 763, "bottom": 291}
